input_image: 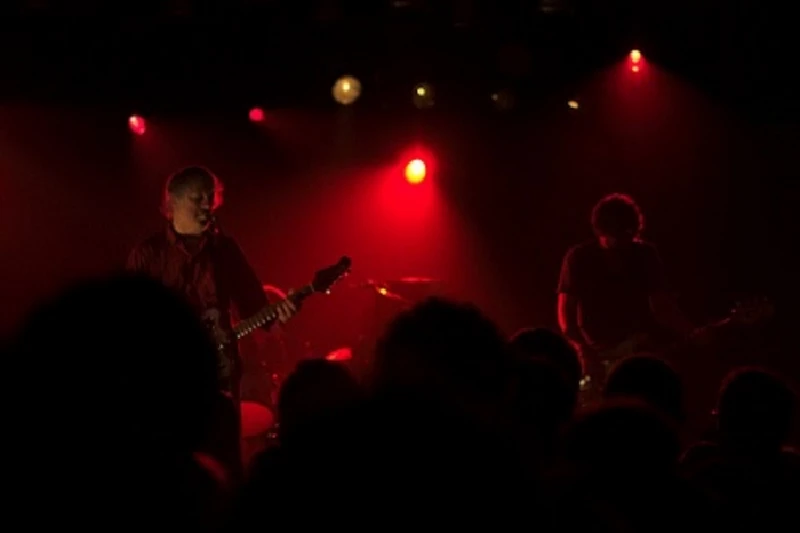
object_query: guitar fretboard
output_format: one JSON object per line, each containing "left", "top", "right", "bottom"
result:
{"left": 233, "top": 284, "right": 314, "bottom": 340}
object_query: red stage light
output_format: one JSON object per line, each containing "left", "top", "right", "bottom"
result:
{"left": 249, "top": 107, "right": 264, "bottom": 122}
{"left": 128, "top": 115, "right": 146, "bottom": 135}
{"left": 629, "top": 49, "right": 643, "bottom": 73}
{"left": 405, "top": 159, "right": 426, "bottom": 184}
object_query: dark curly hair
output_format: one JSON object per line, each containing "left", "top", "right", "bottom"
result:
{"left": 591, "top": 193, "right": 644, "bottom": 239}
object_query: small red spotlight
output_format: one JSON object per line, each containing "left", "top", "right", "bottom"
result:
{"left": 248, "top": 107, "right": 264, "bottom": 122}
{"left": 628, "top": 49, "right": 643, "bottom": 73}
{"left": 128, "top": 114, "right": 146, "bottom": 135}
{"left": 405, "top": 159, "right": 426, "bottom": 184}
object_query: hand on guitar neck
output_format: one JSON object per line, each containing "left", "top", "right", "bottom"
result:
{"left": 205, "top": 256, "right": 352, "bottom": 355}
{"left": 274, "top": 294, "right": 298, "bottom": 325}
{"left": 203, "top": 294, "right": 298, "bottom": 348}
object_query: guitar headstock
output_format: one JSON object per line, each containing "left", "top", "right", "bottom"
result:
{"left": 311, "top": 256, "right": 352, "bottom": 294}
{"left": 729, "top": 296, "right": 774, "bottom": 326}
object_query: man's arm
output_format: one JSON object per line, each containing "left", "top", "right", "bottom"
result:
{"left": 557, "top": 293, "right": 582, "bottom": 346}
{"left": 556, "top": 248, "right": 584, "bottom": 346}
{"left": 644, "top": 245, "right": 694, "bottom": 337}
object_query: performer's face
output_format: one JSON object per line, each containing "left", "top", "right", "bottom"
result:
{"left": 171, "top": 184, "right": 213, "bottom": 235}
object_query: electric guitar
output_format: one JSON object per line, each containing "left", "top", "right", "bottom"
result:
{"left": 203, "top": 256, "right": 352, "bottom": 359}
{"left": 579, "top": 297, "right": 774, "bottom": 390}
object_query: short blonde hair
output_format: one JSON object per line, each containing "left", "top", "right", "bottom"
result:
{"left": 161, "top": 166, "right": 224, "bottom": 217}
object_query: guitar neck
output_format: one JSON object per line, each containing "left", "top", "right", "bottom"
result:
{"left": 233, "top": 283, "right": 314, "bottom": 340}
{"left": 688, "top": 316, "right": 731, "bottom": 339}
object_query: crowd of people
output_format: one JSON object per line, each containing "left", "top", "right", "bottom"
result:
{"left": 2, "top": 273, "right": 797, "bottom": 530}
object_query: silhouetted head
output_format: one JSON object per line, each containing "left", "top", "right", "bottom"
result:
{"left": 4, "top": 274, "right": 223, "bottom": 528}
{"left": 604, "top": 354, "right": 685, "bottom": 423}
{"left": 591, "top": 193, "right": 644, "bottom": 248}
{"left": 563, "top": 398, "right": 680, "bottom": 478}
{"left": 374, "top": 297, "right": 512, "bottom": 399}
{"left": 509, "top": 327, "right": 583, "bottom": 393}
{"left": 278, "top": 359, "right": 363, "bottom": 448}
{"left": 9, "top": 273, "right": 219, "bottom": 451}
{"left": 511, "top": 358, "right": 575, "bottom": 440}
{"left": 716, "top": 366, "right": 795, "bottom": 455}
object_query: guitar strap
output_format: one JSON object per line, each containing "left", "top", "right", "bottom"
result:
{"left": 206, "top": 228, "right": 224, "bottom": 317}
{"left": 206, "top": 227, "right": 243, "bottom": 397}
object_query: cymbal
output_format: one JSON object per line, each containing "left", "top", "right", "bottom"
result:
{"left": 375, "top": 287, "right": 408, "bottom": 303}
{"left": 388, "top": 276, "right": 440, "bottom": 284}
{"left": 345, "top": 280, "right": 409, "bottom": 302}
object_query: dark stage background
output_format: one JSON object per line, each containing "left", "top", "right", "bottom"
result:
{"left": 1, "top": 2, "right": 798, "bottom": 381}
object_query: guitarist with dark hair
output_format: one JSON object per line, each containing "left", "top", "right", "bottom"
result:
{"left": 557, "top": 193, "right": 695, "bottom": 386}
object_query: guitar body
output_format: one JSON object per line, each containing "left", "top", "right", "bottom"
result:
{"left": 201, "top": 307, "right": 241, "bottom": 393}
{"left": 577, "top": 333, "right": 654, "bottom": 398}
{"left": 576, "top": 297, "right": 773, "bottom": 403}
{"left": 595, "top": 333, "right": 652, "bottom": 364}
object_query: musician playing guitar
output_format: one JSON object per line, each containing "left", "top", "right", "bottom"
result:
{"left": 557, "top": 193, "right": 695, "bottom": 386}
{"left": 126, "top": 166, "right": 297, "bottom": 475}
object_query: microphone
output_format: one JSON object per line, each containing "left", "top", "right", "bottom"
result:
{"left": 208, "top": 213, "right": 221, "bottom": 235}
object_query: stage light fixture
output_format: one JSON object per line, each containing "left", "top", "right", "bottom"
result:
{"left": 629, "top": 49, "right": 643, "bottom": 72}
{"left": 332, "top": 75, "right": 361, "bottom": 105}
{"left": 128, "top": 115, "right": 146, "bottom": 135}
{"left": 249, "top": 107, "right": 264, "bottom": 122}
{"left": 413, "top": 83, "right": 434, "bottom": 109}
{"left": 491, "top": 89, "right": 515, "bottom": 111}
{"left": 405, "top": 159, "right": 427, "bottom": 184}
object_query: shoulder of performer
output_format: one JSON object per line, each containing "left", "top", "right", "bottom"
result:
{"left": 135, "top": 231, "right": 170, "bottom": 254}
{"left": 126, "top": 231, "right": 168, "bottom": 271}
{"left": 563, "top": 239, "right": 596, "bottom": 262}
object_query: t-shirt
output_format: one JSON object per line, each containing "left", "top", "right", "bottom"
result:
{"left": 558, "top": 239, "right": 665, "bottom": 347}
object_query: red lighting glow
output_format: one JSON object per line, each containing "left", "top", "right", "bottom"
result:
{"left": 249, "top": 107, "right": 265, "bottom": 122}
{"left": 325, "top": 347, "right": 353, "bottom": 362}
{"left": 128, "top": 115, "right": 146, "bottom": 135}
{"left": 405, "top": 159, "right": 427, "bottom": 184}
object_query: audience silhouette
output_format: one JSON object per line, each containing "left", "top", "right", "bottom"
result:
{"left": 4, "top": 275, "right": 797, "bottom": 531}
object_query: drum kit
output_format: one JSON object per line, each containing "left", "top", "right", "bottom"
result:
{"left": 238, "top": 276, "right": 442, "bottom": 463}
